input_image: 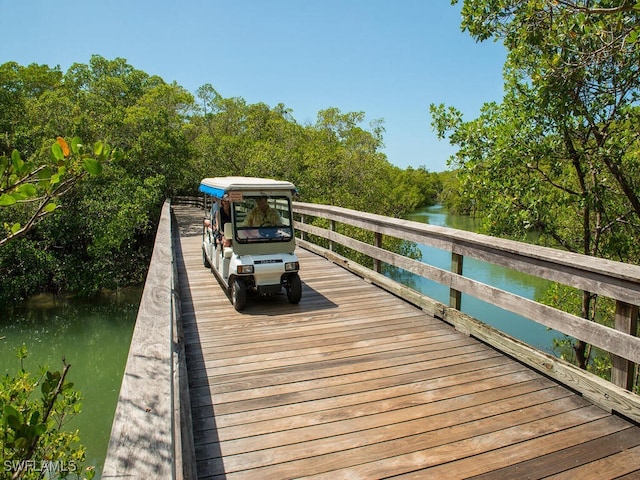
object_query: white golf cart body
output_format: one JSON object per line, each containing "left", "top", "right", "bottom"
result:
{"left": 199, "top": 176, "right": 302, "bottom": 311}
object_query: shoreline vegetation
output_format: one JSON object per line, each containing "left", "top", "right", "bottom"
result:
{"left": 0, "top": 56, "right": 442, "bottom": 305}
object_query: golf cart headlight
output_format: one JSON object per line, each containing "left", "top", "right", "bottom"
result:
{"left": 237, "top": 265, "right": 254, "bottom": 274}
{"left": 285, "top": 261, "right": 299, "bottom": 272}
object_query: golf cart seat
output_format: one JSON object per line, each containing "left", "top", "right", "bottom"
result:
{"left": 223, "top": 223, "right": 234, "bottom": 259}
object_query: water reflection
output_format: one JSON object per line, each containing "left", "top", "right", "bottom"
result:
{"left": 388, "top": 205, "right": 561, "bottom": 354}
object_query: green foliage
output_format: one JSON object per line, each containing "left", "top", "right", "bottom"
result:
{"left": 440, "top": 1, "right": 640, "bottom": 255}
{"left": 0, "top": 55, "right": 441, "bottom": 303}
{"left": 0, "top": 137, "right": 118, "bottom": 247}
{"left": 438, "top": 1, "right": 640, "bottom": 378}
{"left": 0, "top": 347, "right": 94, "bottom": 480}
{"left": 190, "top": 94, "right": 440, "bottom": 216}
{"left": 0, "top": 238, "right": 58, "bottom": 305}
{"left": 434, "top": 169, "right": 471, "bottom": 215}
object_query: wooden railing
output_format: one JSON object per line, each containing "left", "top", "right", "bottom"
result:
{"left": 103, "top": 199, "right": 196, "bottom": 480}
{"left": 293, "top": 201, "right": 640, "bottom": 422}
{"left": 168, "top": 195, "right": 640, "bottom": 419}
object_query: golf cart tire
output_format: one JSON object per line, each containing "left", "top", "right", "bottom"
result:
{"left": 231, "top": 278, "right": 247, "bottom": 311}
{"left": 202, "top": 247, "right": 211, "bottom": 268}
{"left": 287, "top": 273, "right": 302, "bottom": 304}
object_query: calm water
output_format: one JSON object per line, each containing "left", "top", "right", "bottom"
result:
{"left": 0, "top": 288, "right": 140, "bottom": 479}
{"left": 391, "top": 204, "right": 561, "bottom": 354}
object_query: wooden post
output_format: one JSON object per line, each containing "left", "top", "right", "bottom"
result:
{"left": 374, "top": 232, "right": 383, "bottom": 273}
{"left": 611, "top": 300, "right": 638, "bottom": 390}
{"left": 299, "top": 214, "right": 306, "bottom": 242}
{"left": 330, "top": 219, "right": 336, "bottom": 252}
{"left": 450, "top": 252, "right": 463, "bottom": 310}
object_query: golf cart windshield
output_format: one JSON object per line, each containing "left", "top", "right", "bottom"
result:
{"left": 234, "top": 195, "right": 293, "bottom": 243}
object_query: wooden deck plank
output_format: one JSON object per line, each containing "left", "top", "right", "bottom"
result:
{"left": 464, "top": 424, "right": 640, "bottom": 479}
{"left": 172, "top": 205, "right": 640, "bottom": 480}
{"left": 211, "top": 403, "right": 607, "bottom": 479}
{"left": 202, "top": 379, "right": 560, "bottom": 444}
{"left": 198, "top": 373, "right": 551, "bottom": 435}
{"left": 204, "top": 385, "right": 574, "bottom": 457}
{"left": 543, "top": 444, "right": 640, "bottom": 479}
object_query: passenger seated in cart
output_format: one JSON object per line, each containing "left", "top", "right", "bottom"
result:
{"left": 244, "top": 196, "right": 283, "bottom": 227}
{"left": 216, "top": 194, "right": 232, "bottom": 246}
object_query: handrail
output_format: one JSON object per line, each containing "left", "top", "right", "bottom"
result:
{"left": 173, "top": 195, "right": 205, "bottom": 209}
{"left": 170, "top": 196, "right": 639, "bottom": 420}
{"left": 293, "top": 201, "right": 640, "bottom": 421}
{"left": 103, "top": 200, "right": 195, "bottom": 479}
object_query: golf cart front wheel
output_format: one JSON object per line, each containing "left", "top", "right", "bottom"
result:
{"left": 231, "top": 278, "right": 247, "bottom": 311}
{"left": 286, "top": 273, "right": 302, "bottom": 304}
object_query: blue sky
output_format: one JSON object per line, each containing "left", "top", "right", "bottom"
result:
{"left": 1, "top": 0, "right": 507, "bottom": 172}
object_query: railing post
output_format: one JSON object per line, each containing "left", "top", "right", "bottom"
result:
{"left": 374, "top": 232, "right": 382, "bottom": 273}
{"left": 449, "top": 252, "right": 463, "bottom": 310}
{"left": 299, "top": 214, "right": 306, "bottom": 242}
{"left": 330, "top": 219, "right": 336, "bottom": 252}
{"left": 611, "top": 300, "right": 638, "bottom": 390}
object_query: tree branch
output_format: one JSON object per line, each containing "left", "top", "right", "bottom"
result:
{"left": 0, "top": 174, "right": 83, "bottom": 247}
{"left": 553, "top": 0, "right": 639, "bottom": 15}
{"left": 11, "top": 362, "right": 72, "bottom": 480}
{"left": 0, "top": 165, "right": 48, "bottom": 196}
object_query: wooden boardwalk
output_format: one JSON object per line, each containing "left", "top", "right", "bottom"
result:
{"left": 173, "top": 205, "right": 640, "bottom": 479}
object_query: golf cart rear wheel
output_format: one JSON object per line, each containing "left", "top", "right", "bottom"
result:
{"left": 231, "top": 278, "right": 247, "bottom": 311}
{"left": 202, "top": 247, "right": 210, "bottom": 268}
{"left": 287, "top": 273, "right": 302, "bottom": 304}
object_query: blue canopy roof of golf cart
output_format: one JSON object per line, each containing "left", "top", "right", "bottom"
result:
{"left": 198, "top": 176, "right": 297, "bottom": 199}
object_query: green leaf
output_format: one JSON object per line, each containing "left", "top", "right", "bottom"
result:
{"left": 38, "top": 166, "right": 52, "bottom": 180}
{"left": 0, "top": 193, "right": 17, "bottom": 206}
{"left": 16, "top": 183, "right": 37, "bottom": 197}
{"left": 11, "top": 190, "right": 28, "bottom": 200}
{"left": 34, "top": 423, "right": 47, "bottom": 436}
{"left": 4, "top": 405, "right": 22, "bottom": 428}
{"left": 83, "top": 158, "right": 103, "bottom": 176}
{"left": 29, "top": 410, "right": 40, "bottom": 426}
{"left": 14, "top": 437, "right": 28, "bottom": 449}
{"left": 11, "top": 149, "right": 24, "bottom": 173}
{"left": 51, "top": 142, "right": 64, "bottom": 161}
{"left": 16, "top": 343, "right": 27, "bottom": 360}
{"left": 93, "top": 141, "right": 104, "bottom": 156}
{"left": 10, "top": 223, "right": 21, "bottom": 234}
{"left": 43, "top": 202, "right": 57, "bottom": 213}
{"left": 71, "top": 136, "right": 82, "bottom": 155}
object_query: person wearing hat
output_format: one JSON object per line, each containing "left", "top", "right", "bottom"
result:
{"left": 244, "top": 196, "right": 282, "bottom": 227}
{"left": 216, "top": 194, "right": 232, "bottom": 246}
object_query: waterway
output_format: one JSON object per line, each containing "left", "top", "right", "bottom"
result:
{"left": 391, "top": 204, "right": 562, "bottom": 354}
{"left": 0, "top": 288, "right": 140, "bottom": 479}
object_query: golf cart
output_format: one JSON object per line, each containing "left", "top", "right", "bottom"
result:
{"left": 199, "top": 176, "right": 302, "bottom": 311}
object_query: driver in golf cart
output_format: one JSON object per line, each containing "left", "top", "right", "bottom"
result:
{"left": 244, "top": 196, "right": 283, "bottom": 227}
